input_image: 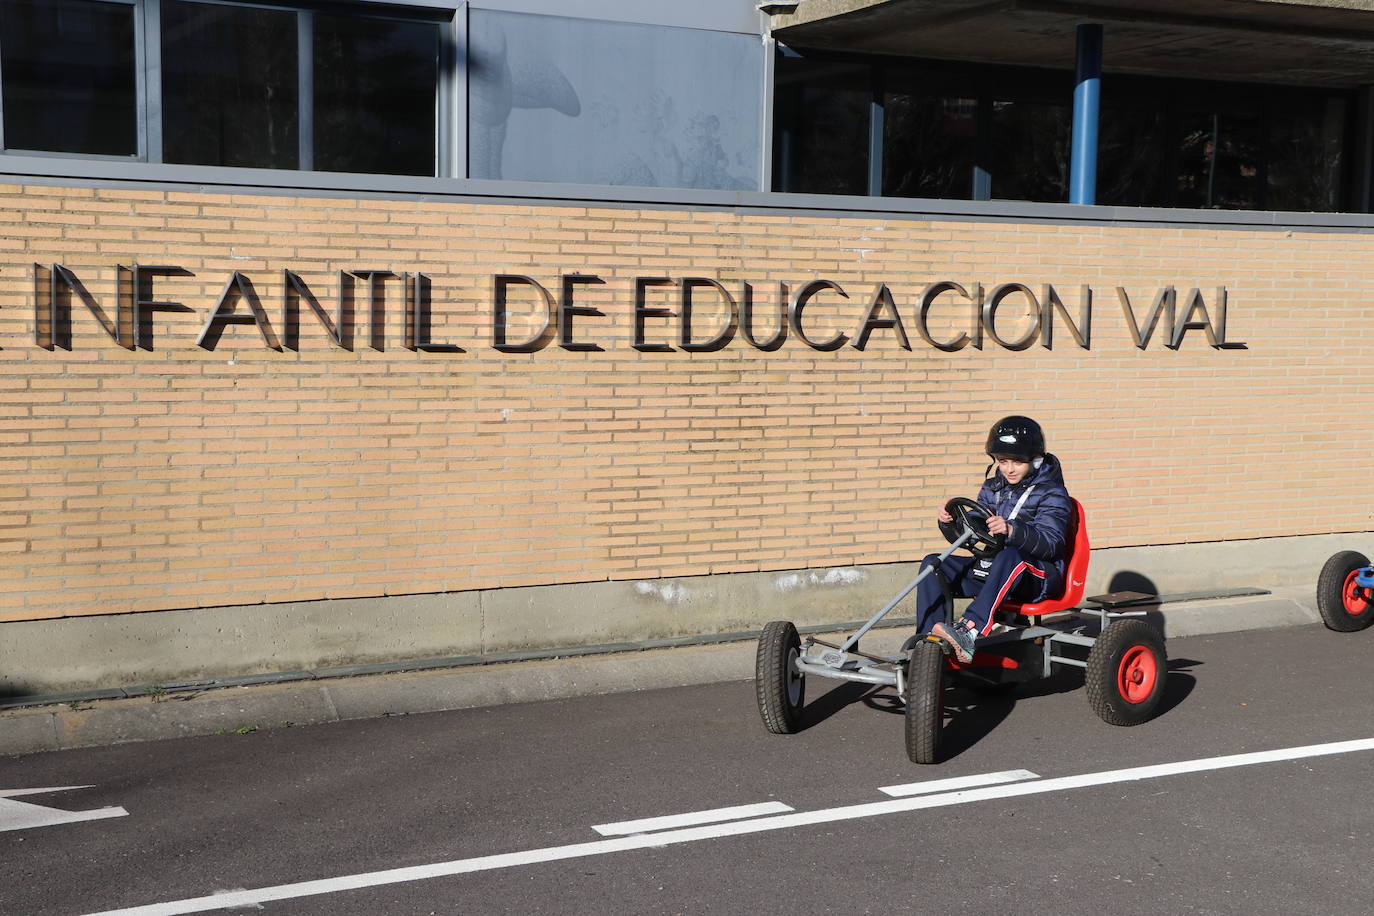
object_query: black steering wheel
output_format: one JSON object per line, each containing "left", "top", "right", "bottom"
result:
{"left": 943, "top": 497, "right": 1006, "bottom": 559}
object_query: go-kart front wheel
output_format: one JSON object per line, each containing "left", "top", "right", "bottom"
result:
{"left": 755, "top": 621, "right": 805, "bottom": 734}
{"left": 1085, "top": 619, "right": 1167, "bottom": 726}
{"left": 1316, "top": 551, "right": 1374, "bottom": 632}
{"left": 904, "top": 639, "right": 945, "bottom": 764}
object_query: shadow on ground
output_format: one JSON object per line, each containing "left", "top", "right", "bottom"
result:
{"left": 795, "top": 656, "right": 1201, "bottom": 761}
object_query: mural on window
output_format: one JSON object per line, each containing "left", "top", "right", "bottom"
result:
{"left": 469, "top": 12, "right": 759, "bottom": 190}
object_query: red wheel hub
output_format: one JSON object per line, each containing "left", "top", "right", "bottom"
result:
{"left": 1342, "top": 570, "right": 1372, "bottom": 617}
{"left": 1117, "top": 646, "right": 1158, "bottom": 704}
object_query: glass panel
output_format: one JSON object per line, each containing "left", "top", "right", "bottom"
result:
{"left": 990, "top": 100, "right": 1070, "bottom": 203}
{"left": 162, "top": 1, "right": 298, "bottom": 169}
{"left": 1175, "top": 111, "right": 1261, "bottom": 210}
{"left": 772, "top": 57, "right": 868, "bottom": 195}
{"left": 472, "top": 11, "right": 761, "bottom": 190}
{"left": 314, "top": 13, "right": 439, "bottom": 176}
{"left": 1097, "top": 102, "right": 1166, "bottom": 208}
{"left": 882, "top": 94, "right": 976, "bottom": 199}
{"left": 1268, "top": 96, "right": 1345, "bottom": 213}
{"left": 0, "top": 0, "right": 136, "bottom": 155}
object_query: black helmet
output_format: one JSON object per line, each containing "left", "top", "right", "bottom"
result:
{"left": 985, "top": 415, "right": 1044, "bottom": 461}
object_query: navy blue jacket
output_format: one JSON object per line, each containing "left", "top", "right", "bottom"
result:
{"left": 976, "top": 453, "right": 1072, "bottom": 602}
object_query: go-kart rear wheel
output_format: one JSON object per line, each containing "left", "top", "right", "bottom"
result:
{"left": 1085, "top": 619, "right": 1167, "bottom": 727}
{"left": 1316, "top": 551, "right": 1374, "bottom": 632}
{"left": 904, "top": 639, "right": 945, "bottom": 764}
{"left": 755, "top": 621, "right": 805, "bottom": 734}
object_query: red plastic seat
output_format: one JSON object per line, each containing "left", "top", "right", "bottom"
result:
{"left": 998, "top": 498, "right": 1089, "bottom": 618}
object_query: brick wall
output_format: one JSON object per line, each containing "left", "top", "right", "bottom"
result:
{"left": 1, "top": 183, "right": 1369, "bottom": 623}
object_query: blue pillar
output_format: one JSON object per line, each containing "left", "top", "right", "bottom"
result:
{"left": 1069, "top": 23, "right": 1102, "bottom": 205}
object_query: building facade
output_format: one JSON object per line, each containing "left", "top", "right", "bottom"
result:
{"left": 1, "top": 0, "right": 1372, "bottom": 696}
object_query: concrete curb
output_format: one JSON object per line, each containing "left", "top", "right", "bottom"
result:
{"left": 0, "top": 585, "right": 1322, "bottom": 758}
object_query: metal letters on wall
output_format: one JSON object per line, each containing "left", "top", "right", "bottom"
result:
{"left": 29, "top": 264, "right": 1246, "bottom": 353}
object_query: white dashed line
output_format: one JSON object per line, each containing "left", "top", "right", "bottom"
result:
{"left": 593, "top": 801, "right": 794, "bottom": 836}
{"left": 878, "top": 768, "right": 1040, "bottom": 797}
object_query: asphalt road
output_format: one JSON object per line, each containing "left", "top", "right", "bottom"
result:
{"left": 3, "top": 623, "right": 1373, "bottom": 916}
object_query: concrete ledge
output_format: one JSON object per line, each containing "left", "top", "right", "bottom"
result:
{"left": 0, "top": 583, "right": 1326, "bottom": 758}
{"left": 1146, "top": 584, "right": 1320, "bottom": 638}
{"left": 2, "top": 534, "right": 1365, "bottom": 699}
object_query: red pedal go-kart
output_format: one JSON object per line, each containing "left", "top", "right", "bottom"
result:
{"left": 1316, "top": 551, "right": 1374, "bottom": 632}
{"left": 755, "top": 498, "right": 1168, "bottom": 764}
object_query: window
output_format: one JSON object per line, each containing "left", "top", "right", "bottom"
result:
{"left": 1098, "top": 102, "right": 1166, "bottom": 208}
{"left": 468, "top": 11, "right": 760, "bottom": 189}
{"left": 883, "top": 94, "right": 979, "bottom": 199}
{"left": 989, "top": 99, "right": 1070, "bottom": 204}
{"left": 4, "top": 3, "right": 769, "bottom": 190}
{"left": 1, "top": 0, "right": 137, "bottom": 156}
{"left": 314, "top": 12, "right": 438, "bottom": 176}
{"left": 162, "top": 1, "right": 298, "bottom": 169}
{"left": 773, "top": 49, "right": 1355, "bottom": 212}
{"left": 2, "top": 0, "right": 446, "bottom": 176}
{"left": 772, "top": 57, "right": 869, "bottom": 195}
{"left": 1174, "top": 109, "right": 1262, "bottom": 211}
{"left": 1266, "top": 95, "right": 1345, "bottom": 213}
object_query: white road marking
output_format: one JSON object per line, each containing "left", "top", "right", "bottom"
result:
{"left": 592, "top": 801, "right": 793, "bottom": 836}
{"left": 1, "top": 786, "right": 128, "bottom": 833}
{"left": 879, "top": 769, "right": 1039, "bottom": 797}
{"left": 86, "top": 737, "right": 1374, "bottom": 916}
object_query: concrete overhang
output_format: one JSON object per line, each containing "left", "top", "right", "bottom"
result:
{"left": 766, "top": 0, "right": 1374, "bottom": 87}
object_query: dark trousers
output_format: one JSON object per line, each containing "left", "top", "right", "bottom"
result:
{"left": 915, "top": 547, "right": 1046, "bottom": 636}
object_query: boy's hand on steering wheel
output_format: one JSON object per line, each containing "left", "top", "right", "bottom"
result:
{"left": 986, "top": 515, "right": 1013, "bottom": 538}
{"left": 938, "top": 505, "right": 954, "bottom": 524}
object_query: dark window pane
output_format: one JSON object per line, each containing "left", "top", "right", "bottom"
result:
{"left": 314, "top": 14, "right": 438, "bottom": 176}
{"left": 883, "top": 94, "right": 976, "bottom": 199}
{"left": 990, "top": 100, "right": 1069, "bottom": 203}
{"left": 773, "top": 57, "right": 868, "bottom": 194}
{"left": 1268, "top": 96, "right": 1345, "bottom": 212}
{"left": 162, "top": 1, "right": 298, "bottom": 169}
{"left": 1097, "top": 103, "right": 1166, "bottom": 207}
{"left": 0, "top": 0, "right": 135, "bottom": 155}
{"left": 1175, "top": 111, "right": 1261, "bottom": 209}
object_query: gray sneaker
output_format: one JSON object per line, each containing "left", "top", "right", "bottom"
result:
{"left": 932, "top": 618, "right": 977, "bottom": 663}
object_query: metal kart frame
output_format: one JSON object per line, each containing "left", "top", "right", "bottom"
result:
{"left": 793, "top": 600, "right": 1148, "bottom": 698}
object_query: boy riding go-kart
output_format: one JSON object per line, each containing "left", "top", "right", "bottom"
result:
{"left": 755, "top": 416, "right": 1169, "bottom": 764}
{"left": 923, "top": 416, "right": 1072, "bottom": 664}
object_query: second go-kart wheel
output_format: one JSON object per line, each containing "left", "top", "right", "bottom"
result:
{"left": 1316, "top": 551, "right": 1374, "bottom": 632}
{"left": 755, "top": 621, "right": 805, "bottom": 734}
{"left": 1085, "top": 619, "right": 1167, "bottom": 726}
{"left": 904, "top": 638, "right": 945, "bottom": 764}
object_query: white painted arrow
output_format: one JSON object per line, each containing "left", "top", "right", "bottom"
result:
{"left": 0, "top": 786, "right": 128, "bottom": 833}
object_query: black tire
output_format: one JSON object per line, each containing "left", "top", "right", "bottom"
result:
{"left": 904, "top": 639, "right": 945, "bottom": 764}
{"left": 1316, "top": 551, "right": 1374, "bottom": 632}
{"left": 755, "top": 621, "right": 805, "bottom": 734}
{"left": 1085, "top": 619, "right": 1167, "bottom": 727}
